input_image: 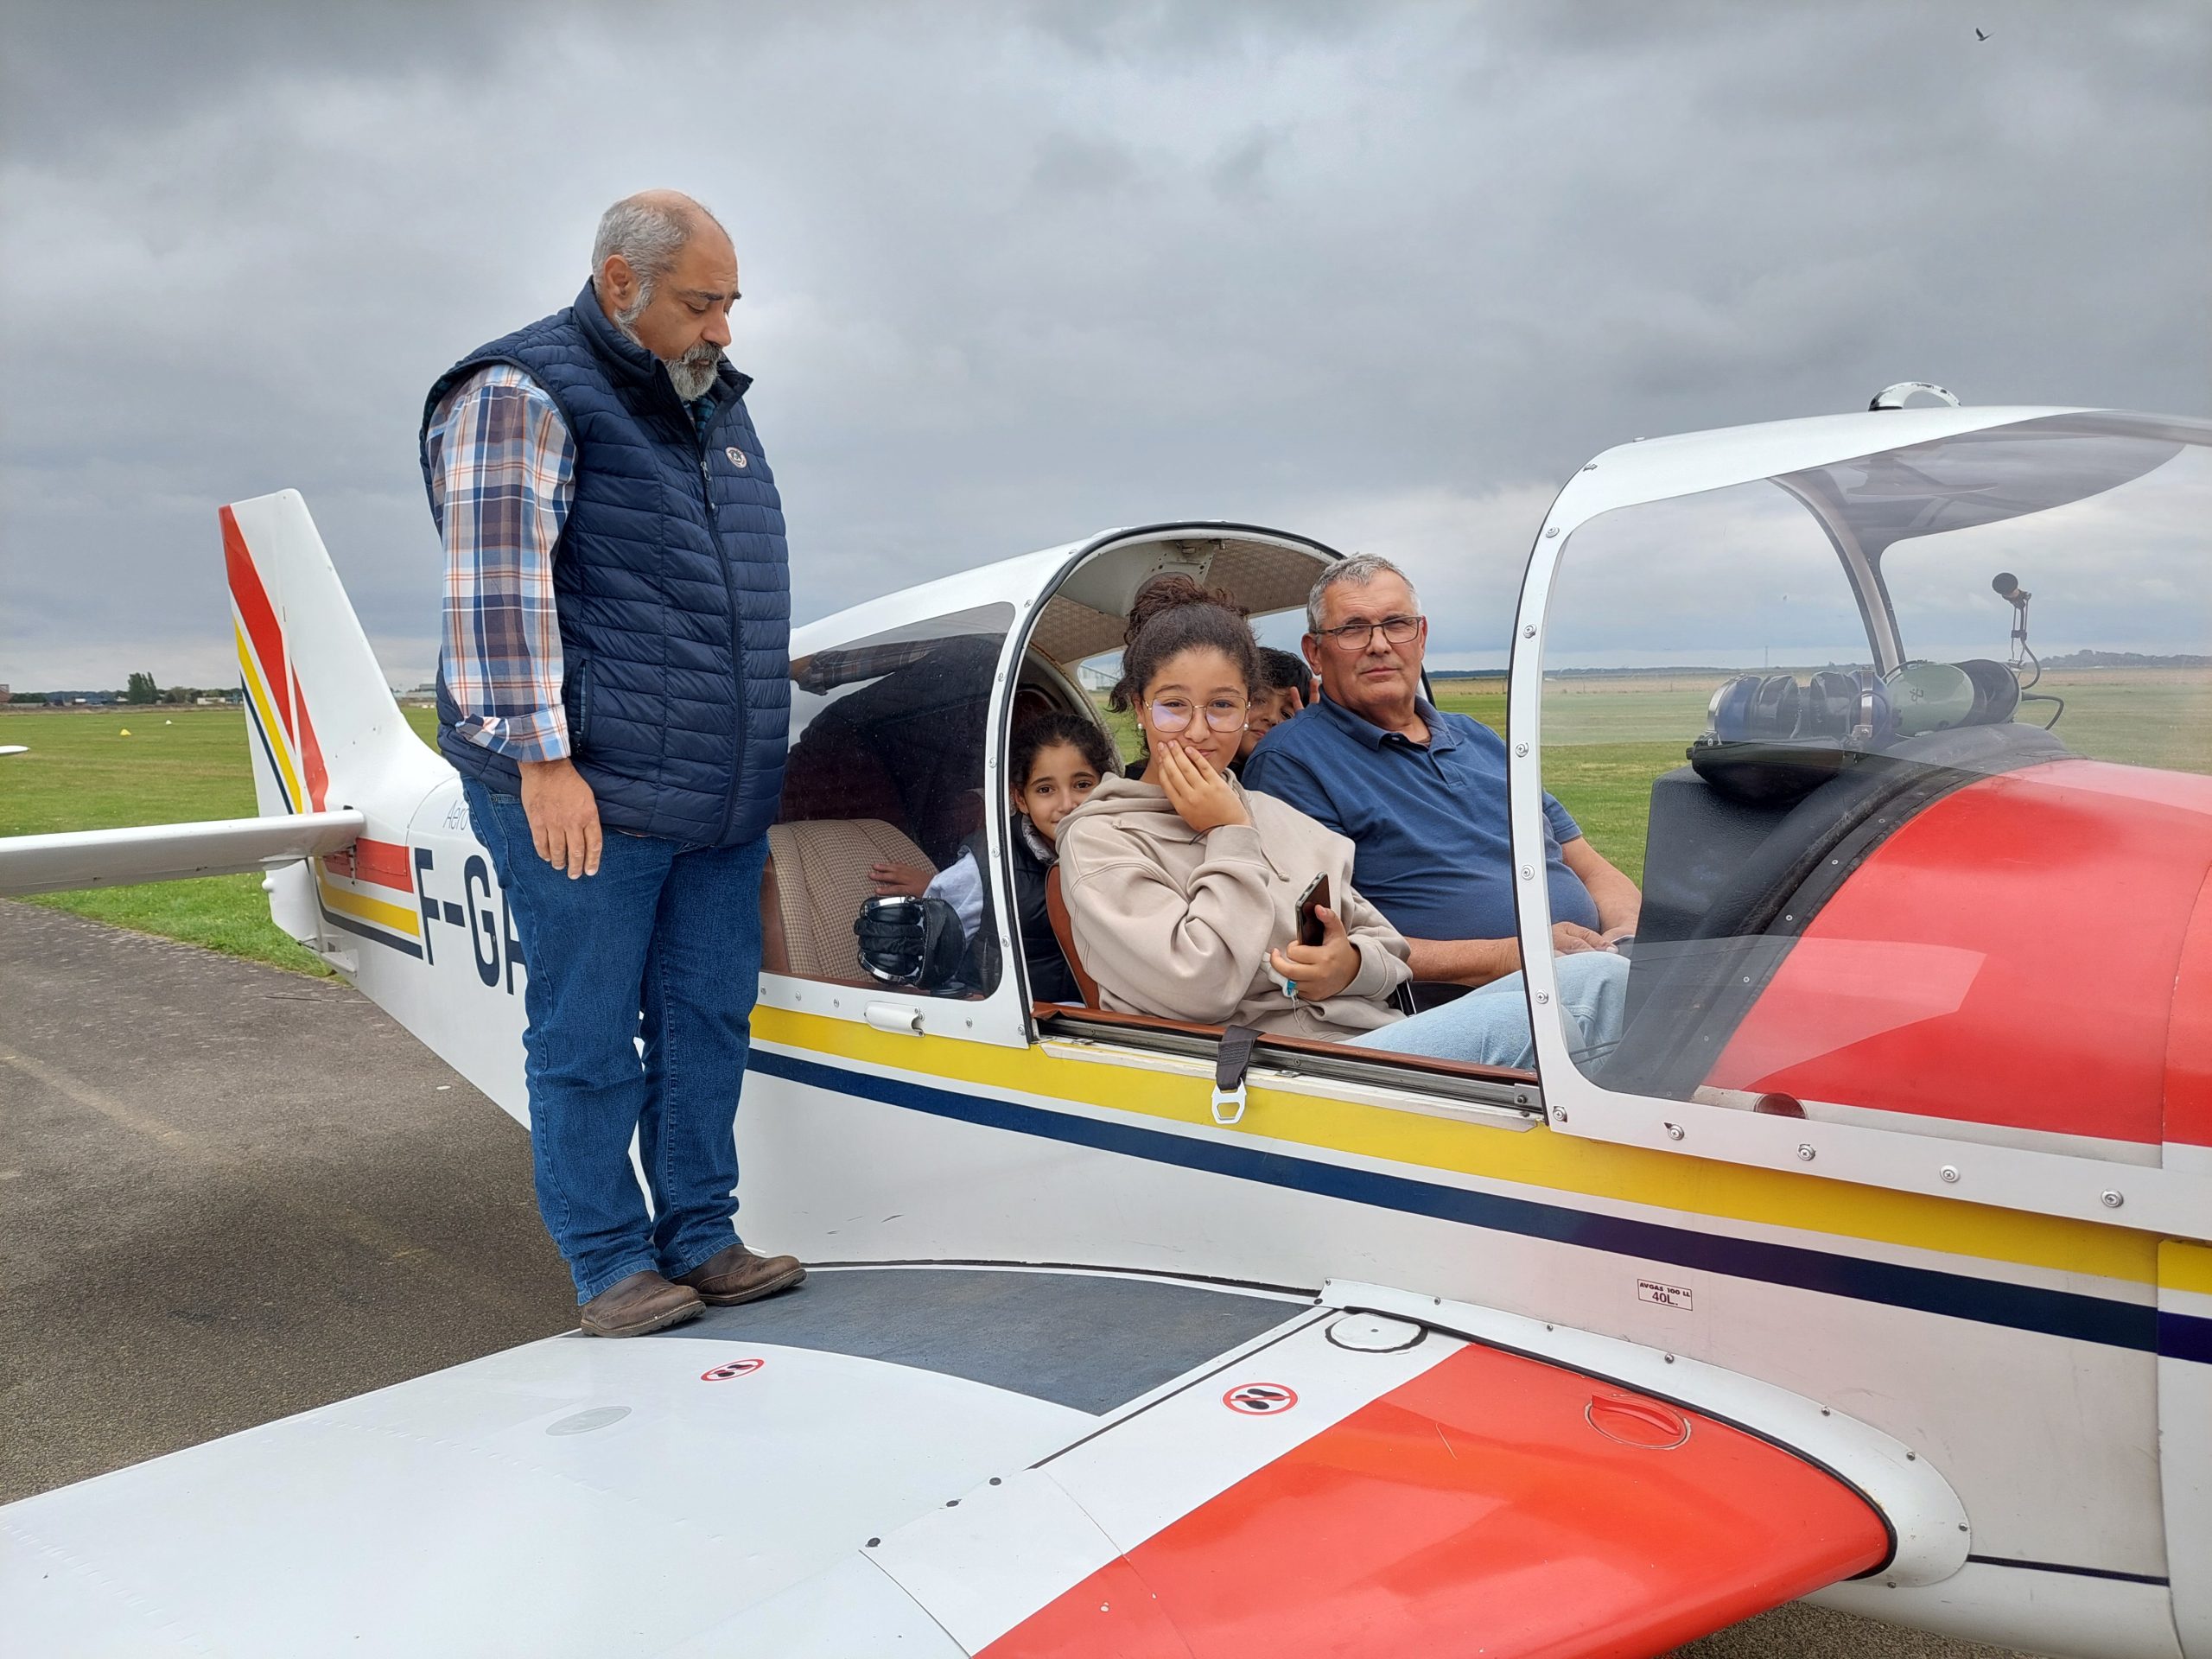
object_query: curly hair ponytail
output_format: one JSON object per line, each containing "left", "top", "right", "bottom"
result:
{"left": 1108, "top": 575, "right": 1263, "bottom": 728}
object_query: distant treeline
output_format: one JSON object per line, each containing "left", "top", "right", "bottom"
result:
{"left": 2037, "top": 650, "right": 2212, "bottom": 669}
{"left": 1440, "top": 654, "right": 2211, "bottom": 679}
{"left": 10, "top": 685, "right": 243, "bottom": 706}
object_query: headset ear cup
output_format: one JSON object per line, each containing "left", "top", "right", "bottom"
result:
{"left": 1747, "top": 674, "right": 1802, "bottom": 741}
{"left": 1857, "top": 671, "right": 1893, "bottom": 746}
{"left": 1802, "top": 672, "right": 1857, "bottom": 741}
{"left": 1707, "top": 675, "right": 1761, "bottom": 741}
{"left": 1887, "top": 661, "right": 1980, "bottom": 735}
{"left": 1958, "top": 658, "right": 2020, "bottom": 724}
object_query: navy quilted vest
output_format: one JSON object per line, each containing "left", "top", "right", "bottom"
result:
{"left": 422, "top": 281, "right": 790, "bottom": 848}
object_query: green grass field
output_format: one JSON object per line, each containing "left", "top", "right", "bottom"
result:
{"left": 7, "top": 666, "right": 2207, "bottom": 971}
{"left": 0, "top": 707, "right": 441, "bottom": 976}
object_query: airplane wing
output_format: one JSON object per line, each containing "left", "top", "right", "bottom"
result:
{"left": 0, "top": 810, "right": 363, "bottom": 897}
{"left": 0, "top": 1263, "right": 1934, "bottom": 1658}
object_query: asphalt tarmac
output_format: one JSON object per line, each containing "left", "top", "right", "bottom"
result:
{"left": 0, "top": 904, "right": 2032, "bottom": 1659}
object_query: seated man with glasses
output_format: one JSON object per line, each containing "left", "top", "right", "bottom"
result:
{"left": 1240, "top": 555, "right": 1639, "bottom": 1059}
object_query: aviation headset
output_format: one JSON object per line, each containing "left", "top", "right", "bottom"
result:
{"left": 1705, "top": 669, "right": 1892, "bottom": 747}
{"left": 1704, "top": 659, "right": 2018, "bottom": 747}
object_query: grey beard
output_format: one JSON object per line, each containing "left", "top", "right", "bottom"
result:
{"left": 664, "top": 344, "right": 721, "bottom": 402}
{"left": 612, "top": 286, "right": 721, "bottom": 401}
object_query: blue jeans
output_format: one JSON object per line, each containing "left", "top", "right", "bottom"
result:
{"left": 1345, "top": 950, "right": 1631, "bottom": 1071}
{"left": 465, "top": 780, "right": 770, "bottom": 1303}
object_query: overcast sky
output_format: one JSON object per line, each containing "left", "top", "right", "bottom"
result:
{"left": 2, "top": 0, "right": 2205, "bottom": 690}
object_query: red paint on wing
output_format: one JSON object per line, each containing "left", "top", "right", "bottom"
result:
{"left": 1713, "top": 760, "right": 2212, "bottom": 1147}
{"left": 982, "top": 1344, "right": 1885, "bottom": 1659}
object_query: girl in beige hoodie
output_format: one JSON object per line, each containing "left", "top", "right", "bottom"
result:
{"left": 1056, "top": 575, "right": 1627, "bottom": 1070}
{"left": 1056, "top": 575, "right": 1412, "bottom": 1042}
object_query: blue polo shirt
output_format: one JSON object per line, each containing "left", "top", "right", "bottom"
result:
{"left": 1241, "top": 695, "right": 1599, "bottom": 941}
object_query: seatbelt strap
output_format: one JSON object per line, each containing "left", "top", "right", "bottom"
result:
{"left": 1211, "top": 1024, "right": 1262, "bottom": 1127}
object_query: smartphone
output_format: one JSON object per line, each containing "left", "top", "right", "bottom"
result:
{"left": 1294, "top": 874, "right": 1332, "bottom": 948}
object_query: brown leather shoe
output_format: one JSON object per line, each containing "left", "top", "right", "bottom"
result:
{"left": 675, "top": 1244, "right": 806, "bottom": 1306}
{"left": 578, "top": 1271, "right": 704, "bottom": 1338}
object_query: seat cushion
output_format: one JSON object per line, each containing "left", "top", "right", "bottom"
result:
{"left": 766, "top": 819, "right": 935, "bottom": 981}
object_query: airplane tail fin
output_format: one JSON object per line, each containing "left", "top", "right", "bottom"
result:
{"left": 221, "top": 492, "right": 451, "bottom": 954}
{"left": 222, "top": 490, "right": 426, "bottom": 821}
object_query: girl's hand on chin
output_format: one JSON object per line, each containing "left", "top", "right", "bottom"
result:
{"left": 1155, "top": 739, "right": 1248, "bottom": 835}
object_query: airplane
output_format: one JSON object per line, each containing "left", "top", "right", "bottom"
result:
{"left": 1, "top": 387, "right": 2206, "bottom": 1659}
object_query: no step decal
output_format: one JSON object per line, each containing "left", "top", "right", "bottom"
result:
{"left": 701, "top": 1357, "right": 766, "bottom": 1382}
{"left": 1223, "top": 1382, "right": 1298, "bottom": 1415}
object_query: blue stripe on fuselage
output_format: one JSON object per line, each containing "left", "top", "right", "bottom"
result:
{"left": 748, "top": 1046, "right": 2209, "bottom": 1361}
{"left": 317, "top": 901, "right": 424, "bottom": 959}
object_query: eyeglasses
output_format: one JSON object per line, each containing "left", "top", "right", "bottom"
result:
{"left": 1148, "top": 696, "right": 1249, "bottom": 734}
{"left": 1316, "top": 615, "right": 1423, "bottom": 652}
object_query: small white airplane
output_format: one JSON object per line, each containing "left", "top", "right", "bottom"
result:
{"left": 2, "top": 390, "right": 2207, "bottom": 1659}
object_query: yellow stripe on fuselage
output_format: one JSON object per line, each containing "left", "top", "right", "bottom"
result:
{"left": 2165, "top": 1240, "right": 2212, "bottom": 1298}
{"left": 234, "top": 620, "right": 303, "bottom": 814}
{"left": 315, "top": 876, "right": 421, "bottom": 937}
{"left": 753, "top": 1007, "right": 2161, "bottom": 1292}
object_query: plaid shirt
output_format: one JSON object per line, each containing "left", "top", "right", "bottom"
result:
{"left": 426, "top": 365, "right": 577, "bottom": 762}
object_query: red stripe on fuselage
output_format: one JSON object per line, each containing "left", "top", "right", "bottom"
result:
{"left": 982, "top": 1343, "right": 1886, "bottom": 1659}
{"left": 347, "top": 837, "right": 414, "bottom": 893}
{"left": 220, "top": 507, "right": 292, "bottom": 741}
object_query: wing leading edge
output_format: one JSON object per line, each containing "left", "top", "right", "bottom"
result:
{"left": 861, "top": 1309, "right": 1890, "bottom": 1658}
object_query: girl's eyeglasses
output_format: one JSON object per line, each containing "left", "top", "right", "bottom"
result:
{"left": 1148, "top": 696, "right": 1249, "bottom": 734}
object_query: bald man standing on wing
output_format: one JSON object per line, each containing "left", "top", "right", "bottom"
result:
{"left": 423, "top": 191, "right": 802, "bottom": 1336}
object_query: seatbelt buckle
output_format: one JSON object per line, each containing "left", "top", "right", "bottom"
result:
{"left": 1211, "top": 1023, "right": 1262, "bottom": 1128}
{"left": 1211, "top": 1079, "right": 1249, "bottom": 1127}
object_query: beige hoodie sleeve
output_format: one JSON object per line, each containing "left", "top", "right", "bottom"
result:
{"left": 1059, "top": 820, "right": 1277, "bottom": 1024}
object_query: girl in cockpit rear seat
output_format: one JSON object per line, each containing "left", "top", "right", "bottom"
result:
{"left": 871, "top": 711, "right": 1116, "bottom": 1001}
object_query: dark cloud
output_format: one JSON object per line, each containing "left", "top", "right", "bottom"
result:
{"left": 1, "top": 0, "right": 2204, "bottom": 689}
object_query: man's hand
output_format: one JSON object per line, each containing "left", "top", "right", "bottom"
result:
{"left": 1154, "top": 740, "right": 1249, "bottom": 835}
{"left": 1560, "top": 836, "right": 1642, "bottom": 939}
{"left": 869, "top": 861, "right": 932, "bottom": 897}
{"left": 1552, "top": 920, "right": 1612, "bottom": 955}
{"left": 1269, "top": 905, "right": 1361, "bottom": 1002}
{"left": 518, "top": 757, "right": 603, "bottom": 879}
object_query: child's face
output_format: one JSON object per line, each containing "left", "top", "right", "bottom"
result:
{"left": 1238, "top": 683, "right": 1306, "bottom": 758}
{"left": 1013, "top": 741, "right": 1103, "bottom": 842}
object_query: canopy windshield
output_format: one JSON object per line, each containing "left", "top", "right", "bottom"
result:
{"left": 1777, "top": 413, "right": 2201, "bottom": 563}
{"left": 1534, "top": 412, "right": 2212, "bottom": 1162}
